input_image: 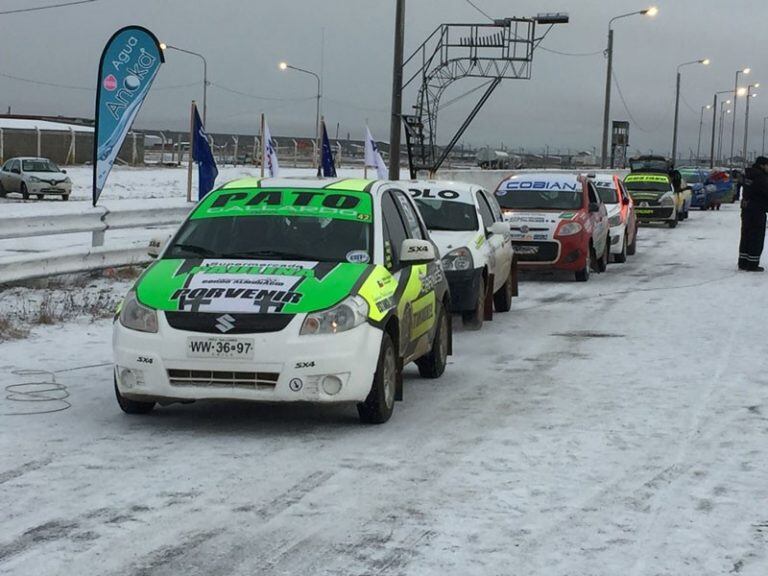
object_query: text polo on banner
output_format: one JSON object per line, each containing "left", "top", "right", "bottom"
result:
{"left": 92, "top": 26, "right": 164, "bottom": 206}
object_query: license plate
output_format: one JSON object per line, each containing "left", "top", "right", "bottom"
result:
{"left": 187, "top": 337, "right": 254, "bottom": 359}
{"left": 516, "top": 246, "right": 539, "bottom": 255}
{"left": 635, "top": 209, "right": 653, "bottom": 215}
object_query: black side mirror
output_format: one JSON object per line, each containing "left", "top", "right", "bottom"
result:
{"left": 61, "top": 169, "right": 67, "bottom": 174}
{"left": 588, "top": 202, "right": 599, "bottom": 213}
{"left": 622, "top": 196, "right": 630, "bottom": 205}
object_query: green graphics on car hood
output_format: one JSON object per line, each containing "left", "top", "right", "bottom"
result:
{"left": 136, "top": 259, "right": 371, "bottom": 314}
{"left": 192, "top": 187, "right": 373, "bottom": 223}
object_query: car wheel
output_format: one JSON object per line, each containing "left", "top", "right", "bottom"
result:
{"left": 21, "top": 183, "right": 29, "bottom": 200}
{"left": 62, "top": 194, "right": 69, "bottom": 201}
{"left": 667, "top": 219, "right": 678, "bottom": 229}
{"left": 493, "top": 269, "right": 514, "bottom": 312}
{"left": 357, "top": 332, "right": 398, "bottom": 424}
{"left": 0, "top": 182, "right": 5, "bottom": 198}
{"left": 461, "top": 277, "right": 485, "bottom": 330}
{"left": 35, "top": 194, "right": 43, "bottom": 200}
{"left": 416, "top": 302, "right": 449, "bottom": 379}
{"left": 614, "top": 233, "right": 628, "bottom": 263}
{"left": 575, "top": 245, "right": 591, "bottom": 282}
{"left": 626, "top": 229, "right": 637, "bottom": 256}
{"left": 114, "top": 377, "right": 155, "bottom": 414}
{"left": 596, "top": 237, "right": 609, "bottom": 272}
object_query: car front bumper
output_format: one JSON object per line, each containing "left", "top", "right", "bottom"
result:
{"left": 634, "top": 206, "right": 675, "bottom": 221}
{"left": 444, "top": 268, "right": 483, "bottom": 312}
{"left": 609, "top": 223, "right": 626, "bottom": 254}
{"left": 26, "top": 181, "right": 71, "bottom": 195}
{"left": 513, "top": 232, "right": 588, "bottom": 272}
{"left": 113, "top": 314, "right": 383, "bottom": 405}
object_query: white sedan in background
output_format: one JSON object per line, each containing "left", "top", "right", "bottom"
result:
{"left": 0, "top": 157, "right": 72, "bottom": 200}
{"left": 591, "top": 173, "right": 638, "bottom": 263}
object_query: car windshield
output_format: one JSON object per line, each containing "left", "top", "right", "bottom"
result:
{"left": 414, "top": 199, "right": 478, "bottom": 231}
{"left": 596, "top": 186, "right": 618, "bottom": 203}
{"left": 680, "top": 171, "right": 702, "bottom": 183}
{"left": 624, "top": 180, "right": 672, "bottom": 193}
{"left": 495, "top": 188, "right": 582, "bottom": 210}
{"left": 22, "top": 159, "right": 59, "bottom": 172}
{"left": 164, "top": 215, "right": 372, "bottom": 263}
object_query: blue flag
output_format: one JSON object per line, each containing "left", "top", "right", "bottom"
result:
{"left": 320, "top": 121, "right": 336, "bottom": 177}
{"left": 93, "top": 26, "right": 163, "bottom": 206}
{"left": 193, "top": 106, "right": 218, "bottom": 200}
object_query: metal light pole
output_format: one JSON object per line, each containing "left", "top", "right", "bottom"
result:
{"left": 710, "top": 90, "right": 733, "bottom": 168}
{"left": 160, "top": 43, "right": 208, "bottom": 125}
{"left": 742, "top": 83, "right": 759, "bottom": 166}
{"left": 717, "top": 102, "right": 731, "bottom": 164}
{"left": 672, "top": 58, "right": 709, "bottom": 165}
{"left": 388, "top": 0, "right": 406, "bottom": 180}
{"left": 696, "top": 104, "right": 711, "bottom": 163}
{"left": 763, "top": 116, "right": 768, "bottom": 156}
{"left": 729, "top": 67, "right": 751, "bottom": 166}
{"left": 279, "top": 62, "right": 321, "bottom": 170}
{"left": 600, "top": 6, "right": 658, "bottom": 169}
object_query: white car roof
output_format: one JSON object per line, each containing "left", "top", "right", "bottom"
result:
{"left": 408, "top": 179, "right": 479, "bottom": 205}
{"left": 591, "top": 174, "right": 618, "bottom": 188}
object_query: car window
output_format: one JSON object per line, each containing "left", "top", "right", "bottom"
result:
{"left": 391, "top": 190, "right": 425, "bottom": 240}
{"left": 381, "top": 192, "right": 409, "bottom": 271}
{"left": 481, "top": 189, "right": 504, "bottom": 222}
{"left": 10, "top": 160, "right": 20, "bottom": 173}
{"left": 22, "top": 159, "right": 59, "bottom": 173}
{"left": 1, "top": 160, "right": 11, "bottom": 172}
{"left": 475, "top": 191, "right": 495, "bottom": 229}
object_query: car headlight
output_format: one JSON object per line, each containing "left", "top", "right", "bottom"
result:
{"left": 300, "top": 295, "right": 369, "bottom": 335}
{"left": 63, "top": 177, "right": 71, "bottom": 184}
{"left": 660, "top": 192, "right": 675, "bottom": 206}
{"left": 441, "top": 247, "right": 473, "bottom": 271}
{"left": 28, "top": 176, "right": 41, "bottom": 183}
{"left": 119, "top": 291, "right": 158, "bottom": 333}
{"left": 557, "top": 222, "right": 583, "bottom": 236}
{"left": 608, "top": 214, "right": 622, "bottom": 227}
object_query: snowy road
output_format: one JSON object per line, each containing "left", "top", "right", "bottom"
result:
{"left": 1, "top": 205, "right": 768, "bottom": 575}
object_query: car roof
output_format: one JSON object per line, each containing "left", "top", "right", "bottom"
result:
{"left": 590, "top": 173, "right": 620, "bottom": 186}
{"left": 8, "top": 157, "right": 54, "bottom": 162}
{"left": 408, "top": 179, "right": 479, "bottom": 204}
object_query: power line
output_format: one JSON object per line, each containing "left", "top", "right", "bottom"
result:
{"left": 209, "top": 82, "right": 313, "bottom": 102}
{"left": 0, "top": 0, "right": 100, "bottom": 15}
{"left": 463, "top": 0, "right": 493, "bottom": 21}
{"left": 0, "top": 72, "right": 200, "bottom": 92}
{"left": 538, "top": 46, "right": 604, "bottom": 57}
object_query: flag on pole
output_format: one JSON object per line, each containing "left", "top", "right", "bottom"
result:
{"left": 320, "top": 120, "right": 337, "bottom": 177}
{"left": 364, "top": 126, "right": 388, "bottom": 179}
{"left": 262, "top": 117, "right": 280, "bottom": 177}
{"left": 193, "top": 105, "right": 218, "bottom": 200}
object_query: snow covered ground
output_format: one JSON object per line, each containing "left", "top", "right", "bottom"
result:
{"left": 2, "top": 203, "right": 768, "bottom": 575}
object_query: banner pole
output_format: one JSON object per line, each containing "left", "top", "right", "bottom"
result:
{"left": 186, "top": 100, "right": 195, "bottom": 203}
{"left": 260, "top": 112, "right": 265, "bottom": 178}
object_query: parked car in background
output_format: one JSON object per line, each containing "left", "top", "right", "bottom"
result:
{"left": 409, "top": 180, "right": 517, "bottom": 330}
{"left": 705, "top": 168, "right": 737, "bottom": 206}
{"left": 624, "top": 172, "right": 685, "bottom": 228}
{"left": 494, "top": 172, "right": 610, "bottom": 282}
{"left": 591, "top": 173, "right": 638, "bottom": 263}
{"left": 0, "top": 157, "right": 71, "bottom": 201}
{"left": 627, "top": 155, "right": 691, "bottom": 221}
{"left": 678, "top": 166, "right": 715, "bottom": 210}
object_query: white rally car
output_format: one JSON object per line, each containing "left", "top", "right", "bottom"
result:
{"left": 591, "top": 173, "right": 638, "bottom": 263}
{"left": 408, "top": 180, "right": 517, "bottom": 330}
{"left": 113, "top": 178, "right": 452, "bottom": 424}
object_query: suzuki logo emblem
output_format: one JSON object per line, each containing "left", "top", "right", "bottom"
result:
{"left": 215, "top": 314, "right": 235, "bottom": 333}
{"left": 520, "top": 225, "right": 530, "bottom": 234}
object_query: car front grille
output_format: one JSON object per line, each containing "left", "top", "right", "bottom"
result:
{"left": 512, "top": 241, "right": 560, "bottom": 263}
{"left": 165, "top": 312, "right": 294, "bottom": 334}
{"left": 167, "top": 369, "right": 279, "bottom": 390}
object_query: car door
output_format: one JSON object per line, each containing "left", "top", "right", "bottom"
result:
{"left": 617, "top": 179, "right": 636, "bottom": 241}
{"left": 587, "top": 181, "right": 608, "bottom": 256}
{"left": 0, "top": 160, "right": 11, "bottom": 191}
{"left": 476, "top": 189, "right": 509, "bottom": 292}
{"left": 8, "top": 160, "right": 22, "bottom": 192}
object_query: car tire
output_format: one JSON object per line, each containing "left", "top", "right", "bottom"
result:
{"left": 627, "top": 229, "right": 637, "bottom": 255}
{"left": 114, "top": 378, "right": 155, "bottom": 414}
{"left": 62, "top": 194, "right": 69, "bottom": 201}
{"left": 596, "top": 239, "right": 608, "bottom": 273}
{"left": 0, "top": 182, "right": 5, "bottom": 198}
{"left": 575, "top": 245, "right": 591, "bottom": 282}
{"left": 493, "top": 269, "right": 514, "bottom": 312}
{"left": 461, "top": 277, "right": 485, "bottom": 330}
{"left": 416, "top": 302, "right": 449, "bottom": 379}
{"left": 614, "top": 233, "right": 628, "bottom": 263}
{"left": 21, "top": 183, "right": 29, "bottom": 200}
{"left": 667, "top": 219, "right": 678, "bottom": 229}
{"left": 357, "top": 332, "right": 398, "bottom": 424}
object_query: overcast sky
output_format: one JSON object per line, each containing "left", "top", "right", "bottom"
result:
{"left": 2, "top": 0, "right": 767, "bottom": 156}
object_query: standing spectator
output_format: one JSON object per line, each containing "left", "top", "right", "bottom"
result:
{"left": 738, "top": 157, "right": 768, "bottom": 271}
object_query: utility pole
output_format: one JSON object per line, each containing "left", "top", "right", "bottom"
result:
{"left": 600, "top": 28, "right": 614, "bottom": 169}
{"left": 388, "top": 0, "right": 406, "bottom": 180}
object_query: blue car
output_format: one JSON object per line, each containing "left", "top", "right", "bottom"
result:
{"left": 678, "top": 167, "right": 714, "bottom": 210}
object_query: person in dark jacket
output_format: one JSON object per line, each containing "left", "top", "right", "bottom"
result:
{"left": 738, "top": 156, "right": 768, "bottom": 271}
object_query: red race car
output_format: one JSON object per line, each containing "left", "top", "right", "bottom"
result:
{"left": 494, "top": 172, "right": 610, "bottom": 282}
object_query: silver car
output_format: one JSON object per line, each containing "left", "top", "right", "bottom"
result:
{"left": 0, "top": 157, "right": 72, "bottom": 201}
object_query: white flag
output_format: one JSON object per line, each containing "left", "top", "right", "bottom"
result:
{"left": 364, "top": 126, "right": 388, "bottom": 179}
{"left": 263, "top": 119, "right": 280, "bottom": 177}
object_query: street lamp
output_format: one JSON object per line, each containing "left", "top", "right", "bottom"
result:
{"left": 601, "top": 6, "right": 659, "bottom": 168}
{"left": 279, "top": 61, "right": 321, "bottom": 170}
{"left": 709, "top": 90, "right": 734, "bottom": 168}
{"left": 718, "top": 101, "right": 732, "bottom": 164}
{"left": 729, "top": 67, "right": 751, "bottom": 166}
{"left": 672, "top": 58, "right": 710, "bottom": 164}
{"left": 160, "top": 43, "right": 208, "bottom": 125}
{"left": 742, "top": 83, "right": 759, "bottom": 166}
{"left": 696, "top": 104, "right": 712, "bottom": 163}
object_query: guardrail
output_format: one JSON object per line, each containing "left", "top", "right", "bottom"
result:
{"left": 0, "top": 205, "right": 191, "bottom": 284}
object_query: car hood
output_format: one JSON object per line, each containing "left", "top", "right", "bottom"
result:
{"left": 135, "top": 258, "right": 373, "bottom": 314}
{"left": 606, "top": 203, "right": 621, "bottom": 219}
{"left": 429, "top": 230, "right": 485, "bottom": 256}
{"left": 26, "top": 172, "right": 67, "bottom": 182}
{"left": 502, "top": 210, "right": 575, "bottom": 224}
